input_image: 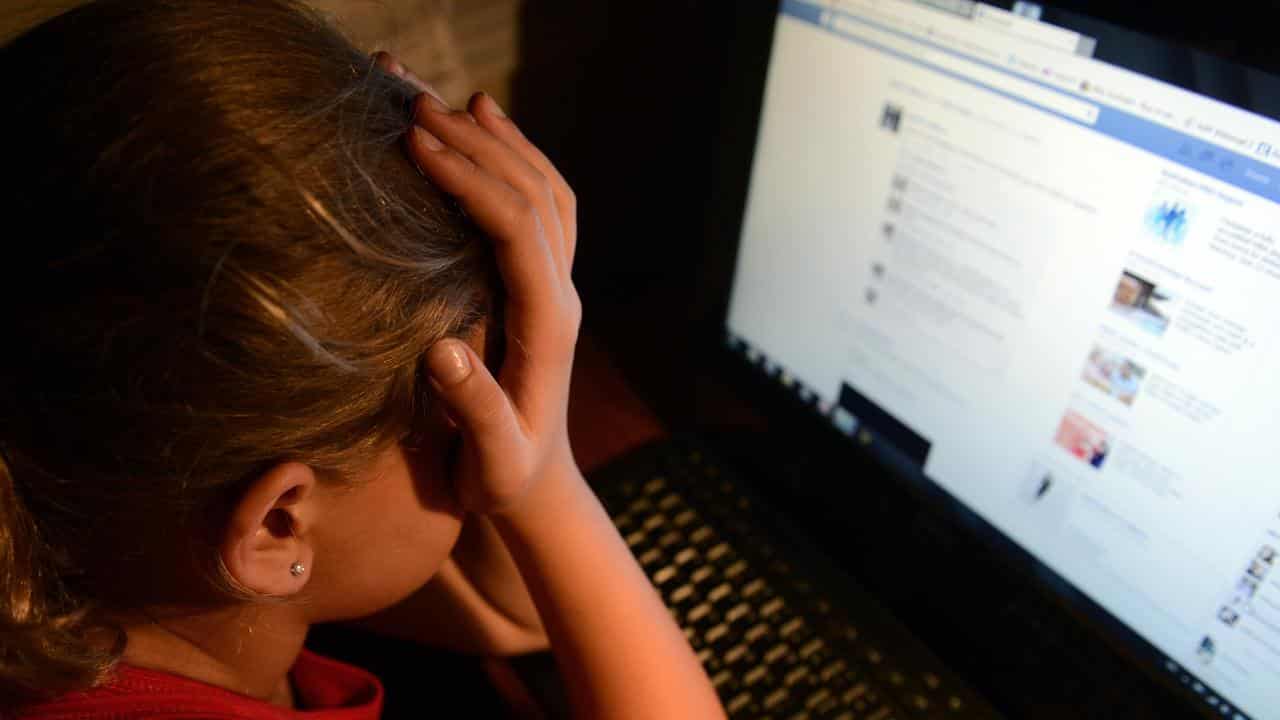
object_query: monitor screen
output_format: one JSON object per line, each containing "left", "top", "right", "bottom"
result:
{"left": 724, "top": 1, "right": 1280, "bottom": 718}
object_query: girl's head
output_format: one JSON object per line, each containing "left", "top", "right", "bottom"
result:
{"left": 0, "top": 0, "right": 498, "bottom": 703}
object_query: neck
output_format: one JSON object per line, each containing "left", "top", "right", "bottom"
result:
{"left": 117, "top": 603, "right": 308, "bottom": 708}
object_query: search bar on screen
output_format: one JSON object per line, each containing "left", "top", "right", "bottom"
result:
{"left": 823, "top": 10, "right": 1100, "bottom": 125}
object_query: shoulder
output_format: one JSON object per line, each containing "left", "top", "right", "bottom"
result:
{"left": 13, "top": 650, "right": 382, "bottom": 720}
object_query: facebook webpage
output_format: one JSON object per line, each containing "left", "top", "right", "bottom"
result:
{"left": 726, "top": 1, "right": 1280, "bottom": 717}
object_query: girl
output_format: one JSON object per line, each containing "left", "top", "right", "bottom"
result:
{"left": 0, "top": 0, "right": 725, "bottom": 717}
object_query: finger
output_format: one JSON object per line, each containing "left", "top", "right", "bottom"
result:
{"left": 371, "top": 50, "right": 402, "bottom": 77}
{"left": 412, "top": 94, "right": 567, "bottom": 278}
{"left": 404, "top": 123, "right": 561, "bottom": 325}
{"left": 470, "top": 92, "right": 578, "bottom": 273}
{"left": 424, "top": 340, "right": 529, "bottom": 506}
{"left": 371, "top": 51, "right": 451, "bottom": 107}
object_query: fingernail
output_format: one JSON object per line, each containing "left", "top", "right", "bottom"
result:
{"left": 422, "top": 83, "right": 448, "bottom": 106}
{"left": 484, "top": 92, "right": 507, "bottom": 118}
{"left": 413, "top": 126, "right": 443, "bottom": 152}
{"left": 425, "top": 92, "right": 450, "bottom": 114}
{"left": 426, "top": 342, "right": 471, "bottom": 385}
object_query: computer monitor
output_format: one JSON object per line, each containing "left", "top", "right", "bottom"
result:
{"left": 722, "top": 1, "right": 1280, "bottom": 718}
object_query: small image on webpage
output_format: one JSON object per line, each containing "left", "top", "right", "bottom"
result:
{"left": 1109, "top": 269, "right": 1178, "bottom": 337}
{"left": 1053, "top": 410, "right": 1110, "bottom": 469}
{"left": 1081, "top": 345, "right": 1146, "bottom": 407}
{"left": 1142, "top": 191, "right": 1194, "bottom": 248}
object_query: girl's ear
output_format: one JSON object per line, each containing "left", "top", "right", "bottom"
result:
{"left": 219, "top": 461, "right": 318, "bottom": 597}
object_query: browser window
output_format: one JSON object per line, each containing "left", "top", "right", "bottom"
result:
{"left": 726, "top": 1, "right": 1280, "bottom": 717}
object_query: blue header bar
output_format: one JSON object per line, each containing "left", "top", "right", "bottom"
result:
{"left": 780, "top": 0, "right": 1280, "bottom": 206}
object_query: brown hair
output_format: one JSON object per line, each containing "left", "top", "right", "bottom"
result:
{"left": 0, "top": 0, "right": 496, "bottom": 704}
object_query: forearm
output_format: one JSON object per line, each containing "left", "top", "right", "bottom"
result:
{"left": 451, "top": 514, "right": 545, "bottom": 635}
{"left": 494, "top": 457, "right": 726, "bottom": 720}
{"left": 348, "top": 556, "right": 548, "bottom": 655}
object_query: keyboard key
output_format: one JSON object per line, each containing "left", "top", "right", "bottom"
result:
{"left": 690, "top": 566, "right": 716, "bottom": 587}
{"left": 804, "top": 688, "right": 833, "bottom": 711}
{"left": 744, "top": 665, "right": 770, "bottom": 687}
{"left": 658, "top": 530, "right": 683, "bottom": 549}
{"left": 798, "top": 638, "right": 825, "bottom": 660}
{"left": 673, "top": 509, "right": 698, "bottom": 527}
{"left": 725, "top": 559, "right": 749, "bottom": 579}
{"left": 673, "top": 547, "right": 698, "bottom": 566}
{"left": 643, "top": 477, "right": 666, "bottom": 495}
{"left": 841, "top": 681, "right": 870, "bottom": 705}
{"left": 764, "top": 643, "right": 791, "bottom": 666}
{"left": 865, "top": 706, "right": 896, "bottom": 720}
{"left": 779, "top": 617, "right": 806, "bottom": 639}
{"left": 669, "top": 584, "right": 695, "bottom": 606}
{"left": 922, "top": 672, "right": 941, "bottom": 690}
{"left": 688, "top": 603, "right": 713, "bottom": 625}
{"left": 745, "top": 623, "right": 771, "bottom": 646}
{"left": 726, "top": 691, "right": 753, "bottom": 715}
{"left": 652, "top": 565, "right": 678, "bottom": 586}
{"left": 689, "top": 526, "right": 715, "bottom": 546}
{"left": 625, "top": 530, "right": 647, "bottom": 548}
{"left": 708, "top": 583, "right": 733, "bottom": 605}
{"left": 724, "top": 643, "right": 750, "bottom": 666}
{"left": 707, "top": 542, "right": 732, "bottom": 562}
{"left": 783, "top": 666, "right": 810, "bottom": 687}
{"left": 711, "top": 669, "right": 733, "bottom": 690}
{"left": 725, "top": 603, "right": 752, "bottom": 626}
{"left": 742, "top": 578, "right": 768, "bottom": 599}
{"left": 760, "top": 597, "right": 786, "bottom": 618}
{"left": 820, "top": 659, "right": 848, "bottom": 683}
{"left": 638, "top": 547, "right": 663, "bottom": 568}
{"left": 642, "top": 514, "right": 667, "bottom": 531}
{"left": 705, "top": 623, "right": 730, "bottom": 646}
{"left": 658, "top": 492, "right": 682, "bottom": 510}
{"left": 763, "top": 687, "right": 790, "bottom": 711}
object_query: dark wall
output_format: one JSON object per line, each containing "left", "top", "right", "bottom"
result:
{"left": 510, "top": 2, "right": 737, "bottom": 427}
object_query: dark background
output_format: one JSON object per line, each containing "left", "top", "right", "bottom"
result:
{"left": 507, "top": 1, "right": 1280, "bottom": 718}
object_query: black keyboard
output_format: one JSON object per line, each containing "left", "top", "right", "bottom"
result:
{"left": 589, "top": 437, "right": 1001, "bottom": 720}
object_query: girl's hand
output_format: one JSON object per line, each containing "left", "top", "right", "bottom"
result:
{"left": 381, "top": 56, "right": 581, "bottom": 517}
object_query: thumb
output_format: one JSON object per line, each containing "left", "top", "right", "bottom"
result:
{"left": 424, "top": 339, "right": 524, "bottom": 470}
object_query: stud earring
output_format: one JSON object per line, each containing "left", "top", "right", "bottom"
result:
{"left": 290, "top": 561, "right": 306, "bottom": 577}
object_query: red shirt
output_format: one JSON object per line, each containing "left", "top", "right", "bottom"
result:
{"left": 13, "top": 649, "right": 383, "bottom": 719}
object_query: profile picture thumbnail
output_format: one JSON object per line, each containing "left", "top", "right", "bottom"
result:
{"left": 1196, "top": 635, "right": 1216, "bottom": 664}
{"left": 1143, "top": 193, "right": 1194, "bottom": 247}
{"left": 880, "top": 103, "right": 903, "bottom": 133}
{"left": 1110, "top": 269, "right": 1177, "bottom": 337}
{"left": 1233, "top": 576, "right": 1258, "bottom": 605}
{"left": 1081, "top": 346, "right": 1146, "bottom": 406}
{"left": 1053, "top": 410, "right": 1109, "bottom": 469}
{"left": 1218, "top": 605, "right": 1240, "bottom": 627}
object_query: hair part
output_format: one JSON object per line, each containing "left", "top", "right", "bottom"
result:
{"left": 0, "top": 0, "right": 496, "bottom": 703}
